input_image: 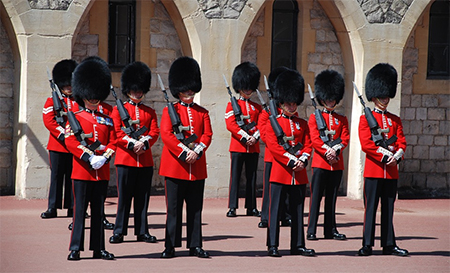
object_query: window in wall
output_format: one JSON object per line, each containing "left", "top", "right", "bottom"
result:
{"left": 108, "top": 0, "right": 136, "bottom": 71}
{"left": 427, "top": 0, "right": 450, "bottom": 79}
{"left": 271, "top": 0, "right": 299, "bottom": 71}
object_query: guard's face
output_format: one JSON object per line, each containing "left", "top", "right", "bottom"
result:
{"left": 239, "top": 89, "right": 253, "bottom": 99}
{"left": 179, "top": 90, "right": 195, "bottom": 104}
{"left": 61, "top": 86, "right": 72, "bottom": 96}
{"left": 373, "top": 97, "right": 390, "bottom": 110}
{"left": 281, "top": 102, "right": 298, "bottom": 117}
{"left": 322, "top": 100, "right": 337, "bottom": 111}
{"left": 84, "top": 99, "right": 100, "bottom": 111}
{"left": 128, "top": 90, "right": 144, "bottom": 103}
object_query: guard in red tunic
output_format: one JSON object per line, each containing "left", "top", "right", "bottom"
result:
{"left": 265, "top": 70, "right": 315, "bottom": 257}
{"left": 66, "top": 57, "right": 116, "bottom": 261}
{"left": 307, "top": 70, "right": 349, "bottom": 241}
{"left": 109, "top": 62, "right": 159, "bottom": 244}
{"left": 357, "top": 63, "right": 408, "bottom": 257}
{"left": 159, "top": 57, "right": 213, "bottom": 259}
{"left": 225, "top": 62, "right": 262, "bottom": 218}
{"left": 258, "top": 66, "right": 291, "bottom": 228}
{"left": 41, "top": 59, "right": 78, "bottom": 219}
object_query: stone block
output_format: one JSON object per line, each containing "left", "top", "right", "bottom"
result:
{"left": 428, "top": 108, "right": 445, "bottom": 120}
{"left": 409, "top": 120, "right": 422, "bottom": 134}
{"left": 405, "top": 134, "right": 417, "bottom": 145}
{"left": 325, "top": 31, "right": 338, "bottom": 42}
{"left": 332, "top": 54, "right": 343, "bottom": 65}
{"left": 78, "top": 34, "right": 98, "bottom": 45}
{"left": 401, "top": 80, "right": 412, "bottom": 95}
{"left": 413, "top": 145, "right": 428, "bottom": 159}
{"left": 423, "top": 120, "right": 439, "bottom": 134}
{"left": 438, "top": 95, "right": 450, "bottom": 108}
{"left": 150, "top": 19, "right": 160, "bottom": 32}
{"left": 420, "top": 160, "right": 436, "bottom": 172}
{"left": 417, "top": 135, "right": 433, "bottom": 145}
{"left": 0, "top": 68, "right": 14, "bottom": 84}
{"left": 403, "top": 159, "right": 420, "bottom": 172}
{"left": 430, "top": 147, "right": 445, "bottom": 160}
{"left": 398, "top": 173, "right": 412, "bottom": 187}
{"left": 439, "top": 121, "right": 450, "bottom": 135}
{"left": 427, "top": 174, "right": 447, "bottom": 189}
{"left": 0, "top": 83, "right": 13, "bottom": 98}
{"left": 151, "top": 34, "right": 166, "bottom": 48}
{"left": 412, "top": 173, "right": 426, "bottom": 188}
{"left": 422, "top": 95, "right": 438, "bottom": 107}
{"left": 160, "top": 20, "right": 177, "bottom": 35}
{"left": 329, "top": 42, "right": 341, "bottom": 54}
{"left": 308, "top": 53, "right": 321, "bottom": 64}
{"left": 434, "top": 136, "right": 448, "bottom": 146}
{"left": 410, "top": 95, "right": 421, "bottom": 107}
{"left": 316, "top": 30, "right": 326, "bottom": 42}
{"left": 323, "top": 53, "right": 333, "bottom": 65}
{"left": 404, "top": 107, "right": 415, "bottom": 120}
{"left": 315, "top": 42, "right": 329, "bottom": 53}
{"left": 435, "top": 161, "right": 449, "bottom": 173}
{"left": 416, "top": 108, "right": 427, "bottom": 120}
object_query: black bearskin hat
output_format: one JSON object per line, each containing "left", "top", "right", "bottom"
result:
{"left": 314, "top": 69, "right": 345, "bottom": 107}
{"left": 72, "top": 56, "right": 111, "bottom": 107}
{"left": 52, "top": 59, "right": 77, "bottom": 89}
{"left": 232, "top": 62, "right": 260, "bottom": 93}
{"left": 274, "top": 69, "right": 305, "bottom": 105}
{"left": 121, "top": 61, "right": 151, "bottom": 96}
{"left": 268, "top": 66, "right": 289, "bottom": 97}
{"left": 168, "top": 56, "right": 202, "bottom": 99}
{"left": 365, "top": 63, "right": 397, "bottom": 101}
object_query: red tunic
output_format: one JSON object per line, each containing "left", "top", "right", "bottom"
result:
{"left": 308, "top": 110, "right": 349, "bottom": 171}
{"left": 42, "top": 95, "right": 79, "bottom": 153}
{"left": 358, "top": 110, "right": 407, "bottom": 179}
{"left": 159, "top": 102, "right": 213, "bottom": 181}
{"left": 225, "top": 98, "right": 262, "bottom": 153}
{"left": 65, "top": 109, "right": 116, "bottom": 181}
{"left": 265, "top": 114, "right": 312, "bottom": 185}
{"left": 112, "top": 101, "right": 159, "bottom": 167}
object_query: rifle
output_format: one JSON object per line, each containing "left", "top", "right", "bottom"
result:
{"left": 222, "top": 74, "right": 256, "bottom": 139}
{"left": 307, "top": 84, "right": 342, "bottom": 149}
{"left": 67, "top": 110, "right": 101, "bottom": 152}
{"left": 110, "top": 86, "right": 147, "bottom": 140}
{"left": 352, "top": 81, "right": 397, "bottom": 149}
{"left": 256, "top": 88, "right": 302, "bottom": 156}
{"left": 46, "top": 67, "right": 67, "bottom": 126}
{"left": 263, "top": 75, "right": 279, "bottom": 117}
{"left": 157, "top": 74, "right": 197, "bottom": 146}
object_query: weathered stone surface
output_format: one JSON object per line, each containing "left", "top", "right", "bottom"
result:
{"left": 358, "top": 0, "right": 412, "bottom": 24}
{"left": 29, "top": 0, "right": 72, "bottom": 10}
{"left": 199, "top": 0, "right": 247, "bottom": 19}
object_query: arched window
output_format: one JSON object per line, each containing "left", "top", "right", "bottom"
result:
{"left": 427, "top": 0, "right": 450, "bottom": 79}
{"left": 271, "top": 0, "right": 299, "bottom": 71}
{"left": 108, "top": 0, "right": 136, "bottom": 71}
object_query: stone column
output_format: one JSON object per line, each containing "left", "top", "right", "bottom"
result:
{"left": 173, "top": 0, "right": 265, "bottom": 197}
{"left": 4, "top": 0, "right": 88, "bottom": 198}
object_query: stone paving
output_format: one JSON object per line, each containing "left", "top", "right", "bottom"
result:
{"left": 0, "top": 196, "right": 449, "bottom": 272}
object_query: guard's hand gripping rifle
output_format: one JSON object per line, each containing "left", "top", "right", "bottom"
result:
{"left": 222, "top": 74, "right": 256, "bottom": 142}
{"left": 110, "top": 86, "right": 147, "bottom": 140}
{"left": 256, "top": 78, "right": 302, "bottom": 156}
{"left": 352, "top": 82, "right": 397, "bottom": 149}
{"left": 67, "top": 110, "right": 101, "bottom": 152}
{"left": 307, "top": 84, "right": 342, "bottom": 149}
{"left": 47, "top": 67, "right": 67, "bottom": 126}
{"left": 158, "top": 74, "right": 197, "bottom": 146}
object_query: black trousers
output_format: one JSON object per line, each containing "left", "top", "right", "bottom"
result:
{"left": 307, "top": 168, "right": 343, "bottom": 236}
{"left": 164, "top": 177, "right": 205, "bottom": 249}
{"left": 48, "top": 151, "right": 73, "bottom": 210}
{"left": 69, "top": 179, "right": 107, "bottom": 252}
{"left": 260, "top": 162, "right": 289, "bottom": 223}
{"left": 228, "top": 152, "right": 259, "bottom": 210}
{"left": 362, "top": 177, "right": 397, "bottom": 247}
{"left": 114, "top": 166, "right": 153, "bottom": 236}
{"left": 267, "top": 182, "right": 306, "bottom": 250}
{"left": 260, "top": 162, "right": 272, "bottom": 222}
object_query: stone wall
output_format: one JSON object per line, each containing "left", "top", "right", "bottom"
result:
{"left": 400, "top": 32, "right": 450, "bottom": 198}
{"left": 357, "top": 0, "right": 412, "bottom": 24}
{"left": 71, "top": 0, "right": 183, "bottom": 194}
{"left": 0, "top": 18, "right": 14, "bottom": 194}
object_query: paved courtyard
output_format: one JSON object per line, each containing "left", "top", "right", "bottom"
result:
{"left": 0, "top": 195, "right": 449, "bottom": 272}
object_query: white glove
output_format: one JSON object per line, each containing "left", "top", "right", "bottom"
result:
{"left": 89, "top": 155, "right": 107, "bottom": 170}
